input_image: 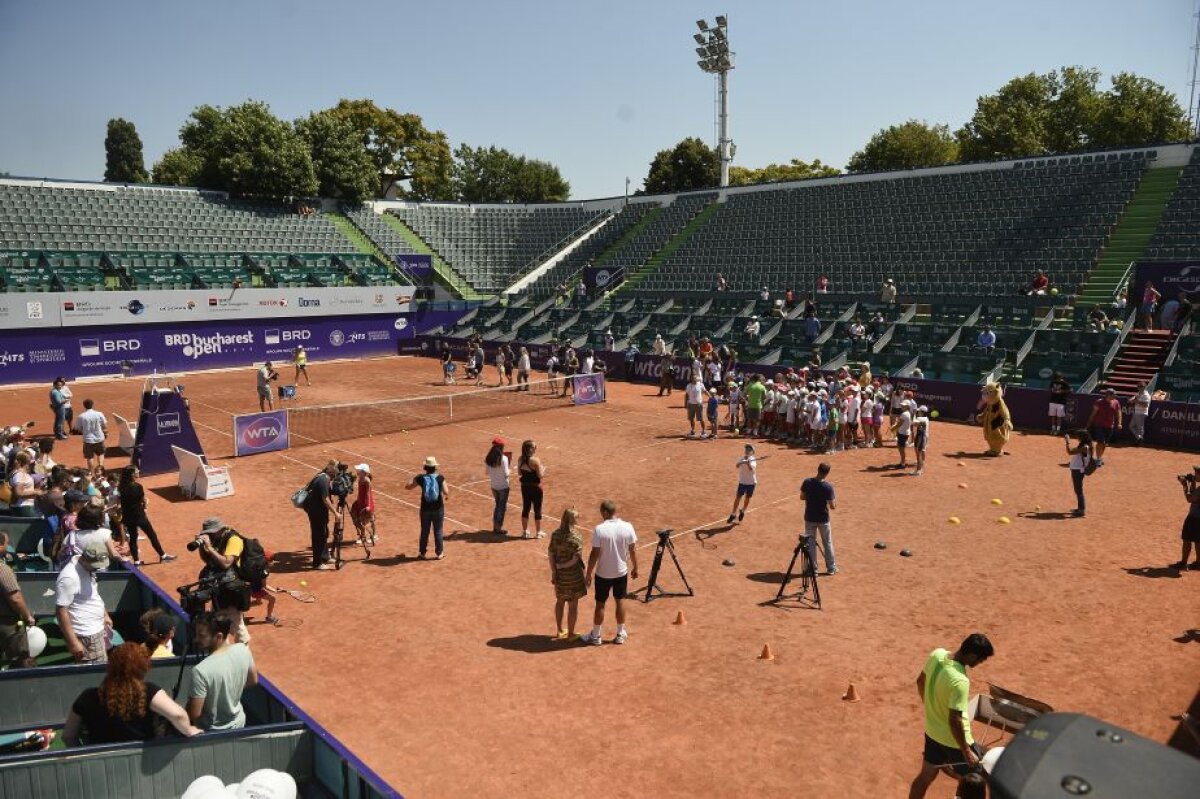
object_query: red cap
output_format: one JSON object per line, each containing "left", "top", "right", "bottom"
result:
{"left": 492, "top": 437, "right": 505, "bottom": 446}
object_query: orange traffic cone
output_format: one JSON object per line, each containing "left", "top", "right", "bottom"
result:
{"left": 842, "top": 682, "right": 861, "bottom": 702}
{"left": 758, "top": 644, "right": 775, "bottom": 661}
{"left": 673, "top": 610, "right": 687, "bottom": 625}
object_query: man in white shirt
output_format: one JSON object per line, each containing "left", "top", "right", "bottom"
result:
{"left": 583, "top": 500, "right": 638, "bottom": 645}
{"left": 685, "top": 374, "right": 707, "bottom": 439}
{"left": 744, "top": 317, "right": 761, "bottom": 338}
{"left": 1128, "top": 382, "right": 1152, "bottom": 443}
{"left": 891, "top": 400, "right": 914, "bottom": 468}
{"left": 881, "top": 278, "right": 897, "bottom": 304}
{"left": 74, "top": 398, "right": 108, "bottom": 475}
{"left": 845, "top": 387, "right": 862, "bottom": 448}
{"left": 727, "top": 444, "right": 758, "bottom": 524}
{"left": 55, "top": 541, "right": 112, "bottom": 664}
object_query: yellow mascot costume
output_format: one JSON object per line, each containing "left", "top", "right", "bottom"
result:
{"left": 979, "top": 382, "right": 1013, "bottom": 456}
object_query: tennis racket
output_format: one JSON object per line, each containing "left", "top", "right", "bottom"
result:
{"left": 268, "top": 585, "right": 316, "bottom": 603}
{"left": 737, "top": 455, "right": 770, "bottom": 465}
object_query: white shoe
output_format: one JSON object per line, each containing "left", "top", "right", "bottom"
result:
{"left": 614, "top": 629, "right": 628, "bottom": 645}
{"left": 582, "top": 631, "right": 603, "bottom": 646}
{"left": 686, "top": 432, "right": 696, "bottom": 439}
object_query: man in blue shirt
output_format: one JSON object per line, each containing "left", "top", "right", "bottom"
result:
{"left": 800, "top": 462, "right": 838, "bottom": 575}
{"left": 974, "top": 326, "right": 996, "bottom": 355}
{"left": 623, "top": 342, "right": 639, "bottom": 379}
{"left": 803, "top": 314, "right": 822, "bottom": 343}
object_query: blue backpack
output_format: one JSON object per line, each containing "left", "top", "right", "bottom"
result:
{"left": 421, "top": 474, "right": 441, "bottom": 503}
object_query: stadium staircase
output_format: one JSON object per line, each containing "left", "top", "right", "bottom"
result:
{"left": 1076, "top": 166, "right": 1183, "bottom": 307}
{"left": 1102, "top": 329, "right": 1176, "bottom": 395}
{"left": 325, "top": 212, "right": 402, "bottom": 277}
{"left": 594, "top": 207, "right": 662, "bottom": 266}
{"left": 621, "top": 200, "right": 721, "bottom": 292}
{"left": 379, "top": 213, "right": 484, "bottom": 300}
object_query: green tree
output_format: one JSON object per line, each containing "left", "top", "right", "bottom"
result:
{"left": 151, "top": 101, "right": 315, "bottom": 201}
{"left": 730, "top": 158, "right": 840, "bottom": 185}
{"left": 325, "top": 99, "right": 454, "bottom": 199}
{"left": 1091, "top": 72, "right": 1191, "bottom": 149}
{"left": 452, "top": 144, "right": 570, "bottom": 202}
{"left": 295, "top": 111, "right": 376, "bottom": 204}
{"left": 643, "top": 137, "right": 718, "bottom": 193}
{"left": 103, "top": 118, "right": 149, "bottom": 183}
{"left": 957, "top": 72, "right": 1054, "bottom": 161}
{"left": 847, "top": 120, "right": 959, "bottom": 173}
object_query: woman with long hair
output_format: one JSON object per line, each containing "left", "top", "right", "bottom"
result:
{"left": 1065, "top": 429, "right": 1094, "bottom": 518}
{"left": 119, "top": 466, "right": 175, "bottom": 564}
{"left": 350, "top": 463, "right": 376, "bottom": 546}
{"left": 517, "top": 440, "right": 545, "bottom": 539}
{"left": 484, "top": 438, "right": 511, "bottom": 535}
{"left": 548, "top": 508, "right": 587, "bottom": 640}
{"left": 62, "top": 643, "right": 199, "bottom": 745}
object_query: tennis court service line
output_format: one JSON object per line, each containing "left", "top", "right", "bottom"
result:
{"left": 634, "top": 491, "right": 795, "bottom": 551}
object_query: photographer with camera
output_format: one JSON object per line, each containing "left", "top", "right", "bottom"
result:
{"left": 188, "top": 518, "right": 253, "bottom": 643}
{"left": 302, "top": 461, "right": 342, "bottom": 570}
{"left": 1172, "top": 465, "right": 1200, "bottom": 572}
{"left": 256, "top": 362, "right": 280, "bottom": 412}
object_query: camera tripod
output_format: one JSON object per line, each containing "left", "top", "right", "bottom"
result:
{"left": 643, "top": 529, "right": 694, "bottom": 603}
{"left": 772, "top": 534, "right": 822, "bottom": 609}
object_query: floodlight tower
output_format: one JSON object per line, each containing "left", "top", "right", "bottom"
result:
{"left": 694, "top": 15, "right": 734, "bottom": 187}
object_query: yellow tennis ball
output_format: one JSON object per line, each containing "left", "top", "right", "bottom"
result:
{"left": 930, "top": 410, "right": 939, "bottom": 418}
{"left": 990, "top": 498, "right": 1003, "bottom": 506}
{"left": 998, "top": 516, "right": 1011, "bottom": 524}
{"left": 300, "top": 580, "right": 308, "bottom": 586}
{"left": 948, "top": 516, "right": 961, "bottom": 524}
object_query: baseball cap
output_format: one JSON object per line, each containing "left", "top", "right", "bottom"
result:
{"left": 81, "top": 540, "right": 110, "bottom": 570}
{"left": 200, "top": 518, "right": 223, "bottom": 535}
{"left": 491, "top": 437, "right": 505, "bottom": 447}
{"left": 64, "top": 489, "right": 88, "bottom": 505}
{"left": 354, "top": 463, "right": 371, "bottom": 474}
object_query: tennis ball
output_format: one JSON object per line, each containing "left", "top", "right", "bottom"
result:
{"left": 957, "top": 461, "right": 966, "bottom": 467}
{"left": 957, "top": 482, "right": 968, "bottom": 489}
{"left": 1050, "top": 287, "right": 1059, "bottom": 296}
{"left": 948, "top": 516, "right": 961, "bottom": 524}
{"left": 991, "top": 498, "right": 1003, "bottom": 506}
{"left": 997, "top": 516, "right": 1011, "bottom": 524}
{"left": 300, "top": 580, "right": 308, "bottom": 587}
{"left": 930, "top": 410, "right": 939, "bottom": 418}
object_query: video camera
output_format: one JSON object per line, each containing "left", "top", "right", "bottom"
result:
{"left": 177, "top": 570, "right": 249, "bottom": 615}
{"left": 330, "top": 462, "right": 356, "bottom": 500}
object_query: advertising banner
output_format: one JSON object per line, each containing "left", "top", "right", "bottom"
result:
{"left": 0, "top": 286, "right": 414, "bottom": 330}
{"left": 132, "top": 389, "right": 206, "bottom": 475}
{"left": 572, "top": 373, "right": 606, "bottom": 405}
{"left": 233, "top": 410, "right": 291, "bottom": 457}
{"left": 396, "top": 254, "right": 433, "bottom": 284}
{"left": 583, "top": 265, "right": 626, "bottom": 293}
{"left": 1131, "top": 261, "right": 1200, "bottom": 308}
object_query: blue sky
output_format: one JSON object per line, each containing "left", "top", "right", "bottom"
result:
{"left": 1, "top": 1, "right": 1197, "bottom": 199}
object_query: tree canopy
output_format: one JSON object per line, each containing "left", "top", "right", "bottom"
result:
{"left": 452, "top": 144, "right": 570, "bottom": 203}
{"left": 847, "top": 120, "right": 958, "bottom": 173}
{"left": 643, "top": 137, "right": 719, "bottom": 194}
{"left": 326, "top": 99, "right": 454, "bottom": 200}
{"left": 729, "top": 158, "right": 840, "bottom": 185}
{"left": 103, "top": 118, "right": 148, "bottom": 183}
{"left": 295, "top": 110, "right": 376, "bottom": 205}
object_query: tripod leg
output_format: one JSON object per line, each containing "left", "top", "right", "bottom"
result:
{"left": 643, "top": 543, "right": 666, "bottom": 602}
{"left": 665, "top": 538, "right": 695, "bottom": 596}
{"left": 775, "top": 541, "right": 803, "bottom": 601}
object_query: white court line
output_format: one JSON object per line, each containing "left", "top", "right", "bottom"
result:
{"left": 635, "top": 492, "right": 795, "bottom": 551}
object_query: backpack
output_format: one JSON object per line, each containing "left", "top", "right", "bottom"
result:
{"left": 234, "top": 534, "right": 270, "bottom": 588}
{"left": 421, "top": 473, "right": 441, "bottom": 503}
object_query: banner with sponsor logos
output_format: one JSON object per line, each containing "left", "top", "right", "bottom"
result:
{"left": 0, "top": 286, "right": 414, "bottom": 330}
{"left": 1131, "top": 260, "right": 1200, "bottom": 308}
{"left": 572, "top": 373, "right": 606, "bottom": 405}
{"left": 395, "top": 254, "right": 433, "bottom": 284}
{"left": 0, "top": 313, "right": 416, "bottom": 386}
{"left": 583, "top": 265, "right": 626, "bottom": 293}
{"left": 233, "top": 410, "right": 291, "bottom": 457}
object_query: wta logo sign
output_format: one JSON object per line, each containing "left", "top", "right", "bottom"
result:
{"left": 232, "top": 410, "right": 290, "bottom": 457}
{"left": 572, "top": 373, "right": 606, "bottom": 406}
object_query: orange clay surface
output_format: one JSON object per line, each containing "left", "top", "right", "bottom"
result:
{"left": 5, "top": 356, "right": 1198, "bottom": 798}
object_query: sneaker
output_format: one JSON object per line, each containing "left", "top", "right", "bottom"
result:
{"left": 581, "top": 631, "right": 603, "bottom": 646}
{"left": 727, "top": 514, "right": 736, "bottom": 524}
{"left": 614, "top": 629, "right": 628, "bottom": 645}
{"left": 738, "top": 509, "right": 745, "bottom": 522}
{"left": 686, "top": 432, "right": 696, "bottom": 439}
{"left": 265, "top": 615, "right": 280, "bottom": 626}
{"left": 554, "top": 629, "right": 569, "bottom": 640}
{"left": 827, "top": 566, "right": 839, "bottom": 575}
{"left": 160, "top": 554, "right": 177, "bottom": 562}
{"left": 1169, "top": 561, "right": 1187, "bottom": 570}
{"left": 699, "top": 432, "right": 709, "bottom": 439}
{"left": 314, "top": 563, "right": 335, "bottom": 571}
{"left": 435, "top": 553, "right": 446, "bottom": 560}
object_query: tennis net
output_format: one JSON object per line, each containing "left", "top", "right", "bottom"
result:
{"left": 287, "top": 377, "right": 578, "bottom": 447}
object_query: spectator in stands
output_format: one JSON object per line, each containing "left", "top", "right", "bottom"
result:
{"left": 1172, "top": 465, "right": 1200, "bottom": 571}
{"left": 292, "top": 345, "right": 311, "bottom": 387}
{"left": 548, "top": 508, "right": 587, "bottom": 641}
{"left": 6, "top": 450, "right": 41, "bottom": 518}
{"left": 75, "top": 399, "right": 108, "bottom": 475}
{"left": 63, "top": 643, "right": 200, "bottom": 746}
{"left": 1047, "top": 373, "right": 1072, "bottom": 435}
{"left": 974, "top": 325, "right": 997, "bottom": 355}
{"left": 1139, "top": 280, "right": 1161, "bottom": 331}
{"left": 881, "top": 278, "right": 897, "bottom": 304}
{"left": 1174, "top": 291, "right": 1194, "bottom": 333}
{"left": 50, "top": 377, "right": 73, "bottom": 440}
{"left": 715, "top": 273, "right": 728, "bottom": 291}
{"left": 301, "top": 464, "right": 337, "bottom": 571}
{"left": 62, "top": 502, "right": 130, "bottom": 569}
{"left": 848, "top": 317, "right": 866, "bottom": 341}
{"left": 256, "top": 363, "right": 279, "bottom": 411}
{"left": 1127, "top": 382, "right": 1152, "bottom": 444}
{"left": 1086, "top": 388, "right": 1122, "bottom": 465}
{"left": 1065, "top": 430, "right": 1094, "bottom": 517}
{"left": 188, "top": 611, "right": 258, "bottom": 730}
{"left": 0, "top": 532, "right": 37, "bottom": 668}
{"left": 907, "top": 633, "right": 994, "bottom": 799}
{"left": 657, "top": 352, "right": 674, "bottom": 397}
{"left": 622, "top": 341, "right": 639, "bottom": 379}
{"left": 582, "top": 499, "right": 638, "bottom": 646}
{"left": 744, "top": 316, "right": 761, "bottom": 338}
{"left": 816, "top": 274, "right": 830, "bottom": 294}
{"left": 1112, "top": 288, "right": 1128, "bottom": 311}
{"left": 33, "top": 437, "right": 57, "bottom": 475}
{"left": 652, "top": 334, "right": 666, "bottom": 356}
{"left": 140, "top": 607, "right": 177, "bottom": 659}
{"left": 56, "top": 539, "right": 112, "bottom": 664}
{"left": 803, "top": 312, "right": 822, "bottom": 343}
{"left": 760, "top": 286, "right": 770, "bottom": 302}
{"left": 407, "top": 457, "right": 449, "bottom": 559}
{"left": 484, "top": 439, "right": 511, "bottom": 536}
{"left": 685, "top": 373, "right": 708, "bottom": 439}
{"left": 516, "top": 441, "right": 545, "bottom": 540}
{"left": 119, "top": 466, "right": 174, "bottom": 565}
{"left": 1030, "top": 270, "right": 1049, "bottom": 295}
{"left": 603, "top": 329, "right": 615, "bottom": 352}
{"left": 784, "top": 287, "right": 797, "bottom": 309}
{"left": 800, "top": 462, "right": 838, "bottom": 575}
{"left": 1160, "top": 296, "right": 1181, "bottom": 331}
{"left": 575, "top": 281, "right": 587, "bottom": 306}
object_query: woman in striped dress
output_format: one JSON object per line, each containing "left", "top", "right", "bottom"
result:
{"left": 547, "top": 508, "right": 587, "bottom": 640}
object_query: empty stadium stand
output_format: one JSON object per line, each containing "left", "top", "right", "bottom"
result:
{"left": 525, "top": 201, "right": 660, "bottom": 298}
{"left": 1147, "top": 147, "right": 1200, "bottom": 260}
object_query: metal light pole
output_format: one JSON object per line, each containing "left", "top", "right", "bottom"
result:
{"left": 694, "top": 16, "right": 734, "bottom": 187}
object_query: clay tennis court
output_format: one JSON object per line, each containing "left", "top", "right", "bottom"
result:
{"left": 5, "top": 356, "right": 1197, "bottom": 798}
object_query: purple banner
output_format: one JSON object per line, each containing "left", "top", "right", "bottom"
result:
{"left": 233, "top": 410, "right": 291, "bottom": 457}
{"left": 1132, "top": 261, "right": 1200, "bottom": 307}
{"left": 132, "top": 389, "right": 206, "bottom": 475}
{"left": 583, "top": 266, "right": 626, "bottom": 293}
{"left": 573, "top": 373, "right": 606, "bottom": 405}
{"left": 396, "top": 254, "right": 433, "bottom": 283}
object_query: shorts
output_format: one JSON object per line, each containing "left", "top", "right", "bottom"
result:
{"left": 897, "top": 433, "right": 909, "bottom": 447}
{"left": 922, "top": 735, "right": 982, "bottom": 776}
{"left": 1140, "top": 302, "right": 1156, "bottom": 316}
{"left": 1183, "top": 514, "right": 1200, "bottom": 543}
{"left": 77, "top": 630, "right": 108, "bottom": 664}
{"left": 746, "top": 407, "right": 761, "bottom": 422}
{"left": 594, "top": 574, "right": 628, "bottom": 603}
{"left": 83, "top": 441, "right": 106, "bottom": 458}
{"left": 736, "top": 483, "right": 756, "bottom": 498}
{"left": 1048, "top": 402, "right": 1066, "bottom": 418}
{"left": 257, "top": 386, "right": 271, "bottom": 400}
{"left": 687, "top": 404, "right": 702, "bottom": 422}
{"left": 1089, "top": 426, "right": 1116, "bottom": 444}
{"left": 847, "top": 421, "right": 859, "bottom": 431}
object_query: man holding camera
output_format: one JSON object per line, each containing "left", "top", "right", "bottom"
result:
{"left": 302, "top": 461, "right": 339, "bottom": 571}
{"left": 1173, "top": 466, "right": 1200, "bottom": 572}
{"left": 257, "top": 361, "right": 279, "bottom": 412}
{"left": 191, "top": 518, "right": 251, "bottom": 644}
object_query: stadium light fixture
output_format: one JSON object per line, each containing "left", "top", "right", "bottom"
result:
{"left": 692, "top": 15, "right": 735, "bottom": 187}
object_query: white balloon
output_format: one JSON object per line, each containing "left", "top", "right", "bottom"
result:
{"left": 26, "top": 625, "right": 47, "bottom": 658}
{"left": 236, "top": 769, "right": 297, "bottom": 799}
{"left": 981, "top": 745, "right": 1005, "bottom": 774}
{"left": 182, "top": 775, "right": 226, "bottom": 799}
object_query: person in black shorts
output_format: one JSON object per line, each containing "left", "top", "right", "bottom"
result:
{"left": 1172, "top": 465, "right": 1200, "bottom": 571}
{"left": 581, "top": 500, "right": 639, "bottom": 646}
{"left": 517, "top": 440, "right": 545, "bottom": 539}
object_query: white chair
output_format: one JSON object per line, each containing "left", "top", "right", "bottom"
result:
{"left": 113, "top": 413, "right": 137, "bottom": 455}
{"left": 170, "top": 445, "right": 234, "bottom": 500}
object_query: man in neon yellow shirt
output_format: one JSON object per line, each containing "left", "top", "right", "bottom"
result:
{"left": 908, "top": 632, "right": 994, "bottom": 799}
{"left": 743, "top": 375, "right": 767, "bottom": 436}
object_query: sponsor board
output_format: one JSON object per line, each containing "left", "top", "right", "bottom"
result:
{"left": 573, "top": 373, "right": 606, "bottom": 405}
{"left": 233, "top": 410, "right": 290, "bottom": 457}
